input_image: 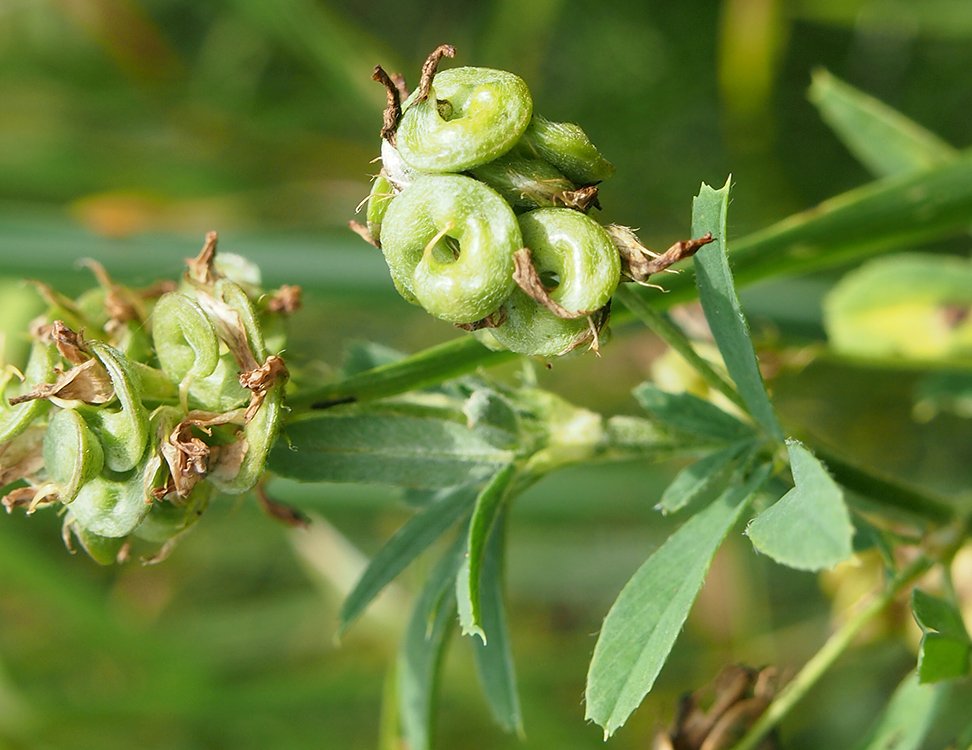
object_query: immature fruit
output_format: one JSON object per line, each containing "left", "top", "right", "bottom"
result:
{"left": 380, "top": 174, "right": 521, "bottom": 325}
{"left": 396, "top": 67, "right": 533, "bottom": 173}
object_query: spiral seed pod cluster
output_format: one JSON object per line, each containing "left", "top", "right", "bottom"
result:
{"left": 0, "top": 234, "right": 293, "bottom": 564}
{"left": 355, "top": 46, "right": 655, "bottom": 358}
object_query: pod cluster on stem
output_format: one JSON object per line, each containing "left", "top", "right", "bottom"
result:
{"left": 353, "top": 44, "right": 712, "bottom": 357}
{"left": 0, "top": 234, "right": 293, "bottom": 564}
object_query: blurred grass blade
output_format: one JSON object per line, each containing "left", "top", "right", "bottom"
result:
{"left": 809, "top": 69, "right": 957, "bottom": 178}
{"left": 268, "top": 412, "right": 515, "bottom": 487}
{"left": 585, "top": 463, "right": 772, "bottom": 738}
{"left": 710, "top": 149, "right": 972, "bottom": 291}
{"left": 470, "top": 516, "right": 523, "bottom": 736}
{"left": 398, "top": 535, "right": 464, "bottom": 750}
{"left": 746, "top": 440, "right": 853, "bottom": 571}
{"left": 632, "top": 383, "right": 753, "bottom": 443}
{"left": 657, "top": 441, "right": 753, "bottom": 515}
{"left": 457, "top": 465, "right": 517, "bottom": 642}
{"left": 338, "top": 484, "right": 479, "bottom": 635}
{"left": 693, "top": 177, "right": 783, "bottom": 440}
{"left": 852, "top": 672, "right": 942, "bottom": 750}
{"left": 224, "top": 0, "right": 390, "bottom": 109}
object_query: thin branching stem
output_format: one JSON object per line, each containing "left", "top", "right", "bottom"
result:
{"left": 728, "top": 554, "right": 934, "bottom": 750}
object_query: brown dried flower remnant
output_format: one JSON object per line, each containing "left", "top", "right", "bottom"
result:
{"left": 266, "top": 285, "right": 302, "bottom": 315}
{"left": 655, "top": 665, "right": 780, "bottom": 750}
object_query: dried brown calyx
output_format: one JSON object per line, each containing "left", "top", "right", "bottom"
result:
{"left": 654, "top": 665, "right": 780, "bottom": 750}
{"left": 606, "top": 225, "right": 715, "bottom": 286}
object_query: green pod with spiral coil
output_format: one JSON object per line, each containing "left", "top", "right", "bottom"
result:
{"left": 380, "top": 174, "right": 522, "bottom": 325}
{"left": 491, "top": 209, "right": 620, "bottom": 357}
{"left": 396, "top": 67, "right": 533, "bottom": 173}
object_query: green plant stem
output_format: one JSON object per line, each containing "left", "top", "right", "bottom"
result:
{"left": 728, "top": 554, "right": 933, "bottom": 750}
{"left": 286, "top": 336, "right": 517, "bottom": 409}
{"left": 615, "top": 285, "right": 744, "bottom": 409}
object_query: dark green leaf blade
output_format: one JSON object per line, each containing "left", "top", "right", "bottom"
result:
{"left": 746, "top": 440, "right": 853, "bottom": 571}
{"left": 657, "top": 441, "right": 752, "bottom": 515}
{"left": 912, "top": 589, "right": 971, "bottom": 641}
{"left": 917, "top": 633, "right": 971, "bottom": 683}
{"left": 398, "top": 536, "right": 464, "bottom": 750}
{"left": 809, "top": 69, "right": 957, "bottom": 179}
{"left": 851, "top": 671, "right": 942, "bottom": 750}
{"left": 269, "top": 413, "right": 515, "bottom": 488}
{"left": 339, "top": 484, "right": 478, "bottom": 635}
{"left": 585, "top": 464, "right": 772, "bottom": 738}
{"left": 457, "top": 464, "right": 517, "bottom": 642}
{"left": 470, "top": 517, "right": 523, "bottom": 736}
{"left": 632, "top": 383, "right": 753, "bottom": 443}
{"left": 692, "top": 178, "right": 783, "bottom": 440}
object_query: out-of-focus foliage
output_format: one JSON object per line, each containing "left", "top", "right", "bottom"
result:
{"left": 2, "top": 1, "right": 972, "bottom": 749}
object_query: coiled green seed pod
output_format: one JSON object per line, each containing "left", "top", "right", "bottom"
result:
{"left": 152, "top": 292, "right": 220, "bottom": 407}
{"left": 380, "top": 174, "right": 521, "bottom": 324}
{"left": 517, "top": 114, "right": 615, "bottom": 185}
{"left": 0, "top": 341, "right": 57, "bottom": 443}
{"left": 471, "top": 154, "right": 576, "bottom": 212}
{"left": 518, "top": 208, "right": 619, "bottom": 314}
{"left": 43, "top": 408, "right": 104, "bottom": 504}
{"left": 490, "top": 209, "right": 619, "bottom": 357}
{"left": 488, "top": 293, "right": 596, "bottom": 357}
{"left": 80, "top": 342, "right": 149, "bottom": 473}
{"left": 396, "top": 67, "right": 533, "bottom": 173}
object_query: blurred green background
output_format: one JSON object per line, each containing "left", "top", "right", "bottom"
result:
{"left": 1, "top": 1, "right": 971, "bottom": 748}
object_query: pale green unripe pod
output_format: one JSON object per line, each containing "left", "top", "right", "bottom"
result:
{"left": 518, "top": 208, "right": 620, "bottom": 314}
{"left": 489, "top": 291, "right": 596, "bottom": 357}
{"left": 396, "top": 67, "right": 533, "bottom": 173}
{"left": 81, "top": 342, "right": 149, "bottom": 473}
{"left": 490, "top": 209, "right": 619, "bottom": 357}
{"left": 43, "top": 408, "right": 104, "bottom": 504}
{"left": 518, "top": 114, "right": 615, "bottom": 185}
{"left": 0, "top": 341, "right": 57, "bottom": 443}
{"left": 380, "top": 174, "right": 521, "bottom": 324}
{"left": 152, "top": 292, "right": 221, "bottom": 406}
{"left": 471, "top": 154, "right": 576, "bottom": 212}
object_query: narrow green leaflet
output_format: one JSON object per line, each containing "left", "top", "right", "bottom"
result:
{"left": 746, "top": 440, "right": 853, "bottom": 571}
{"left": 338, "top": 484, "right": 479, "bottom": 635}
{"left": 912, "top": 589, "right": 972, "bottom": 683}
{"left": 268, "top": 412, "right": 515, "bottom": 488}
{"left": 851, "top": 671, "right": 942, "bottom": 750}
{"left": 692, "top": 178, "right": 783, "bottom": 440}
{"left": 632, "top": 383, "right": 753, "bottom": 443}
{"left": 809, "top": 69, "right": 957, "bottom": 179}
{"left": 457, "top": 464, "right": 517, "bottom": 642}
{"left": 470, "top": 516, "right": 523, "bottom": 736}
{"left": 398, "top": 536, "right": 465, "bottom": 750}
{"left": 585, "top": 463, "right": 772, "bottom": 738}
{"left": 657, "top": 441, "right": 753, "bottom": 515}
